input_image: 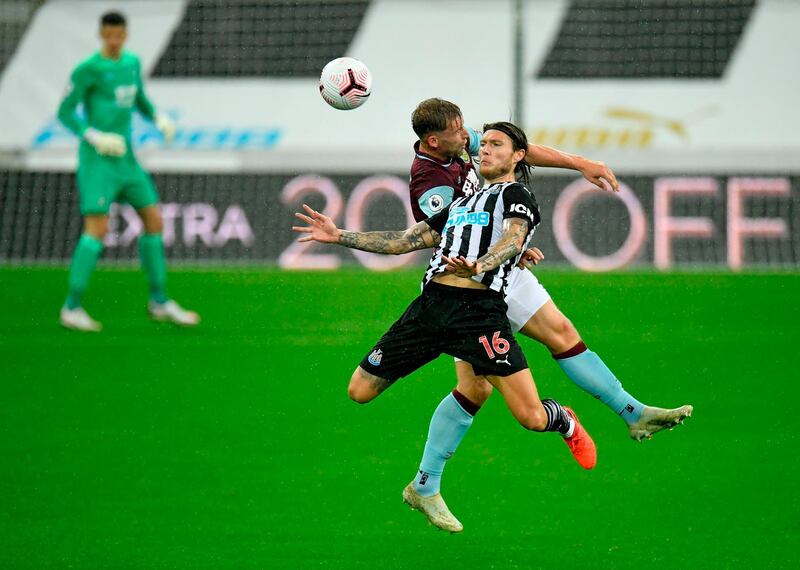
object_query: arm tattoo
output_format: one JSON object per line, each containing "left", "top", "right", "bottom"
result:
{"left": 476, "top": 218, "right": 529, "bottom": 273}
{"left": 338, "top": 221, "right": 441, "bottom": 254}
{"left": 338, "top": 229, "right": 407, "bottom": 254}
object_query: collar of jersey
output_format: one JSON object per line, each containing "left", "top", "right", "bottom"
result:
{"left": 97, "top": 50, "right": 126, "bottom": 63}
{"left": 481, "top": 181, "right": 512, "bottom": 190}
{"left": 413, "top": 141, "right": 454, "bottom": 167}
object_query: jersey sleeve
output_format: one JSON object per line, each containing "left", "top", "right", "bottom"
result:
{"left": 409, "top": 168, "right": 456, "bottom": 222}
{"left": 466, "top": 127, "right": 481, "bottom": 157}
{"left": 422, "top": 207, "right": 450, "bottom": 236}
{"left": 134, "top": 57, "right": 157, "bottom": 120}
{"left": 57, "top": 63, "right": 92, "bottom": 137}
{"left": 502, "top": 183, "right": 540, "bottom": 227}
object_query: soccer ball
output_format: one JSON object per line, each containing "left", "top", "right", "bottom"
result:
{"left": 319, "top": 57, "right": 372, "bottom": 110}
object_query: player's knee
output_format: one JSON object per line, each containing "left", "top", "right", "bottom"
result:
{"left": 455, "top": 363, "right": 494, "bottom": 406}
{"left": 140, "top": 207, "right": 164, "bottom": 234}
{"left": 546, "top": 314, "right": 581, "bottom": 353}
{"left": 145, "top": 219, "right": 163, "bottom": 234}
{"left": 83, "top": 217, "right": 109, "bottom": 239}
{"left": 86, "top": 228, "right": 108, "bottom": 240}
{"left": 347, "top": 375, "right": 377, "bottom": 404}
{"left": 472, "top": 380, "right": 494, "bottom": 405}
{"left": 347, "top": 385, "right": 371, "bottom": 404}
{"left": 518, "top": 406, "right": 548, "bottom": 431}
{"left": 559, "top": 317, "right": 579, "bottom": 343}
{"left": 148, "top": 214, "right": 163, "bottom": 234}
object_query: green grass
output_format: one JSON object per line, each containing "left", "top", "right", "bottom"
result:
{"left": 1, "top": 266, "right": 799, "bottom": 569}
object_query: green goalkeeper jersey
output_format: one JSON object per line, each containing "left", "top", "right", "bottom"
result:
{"left": 57, "top": 50, "right": 156, "bottom": 148}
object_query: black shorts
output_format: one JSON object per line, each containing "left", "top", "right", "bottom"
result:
{"left": 358, "top": 282, "right": 528, "bottom": 384}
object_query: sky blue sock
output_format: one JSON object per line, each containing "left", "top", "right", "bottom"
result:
{"left": 556, "top": 346, "right": 644, "bottom": 424}
{"left": 413, "top": 392, "right": 475, "bottom": 497}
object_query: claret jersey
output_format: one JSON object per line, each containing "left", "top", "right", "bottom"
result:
{"left": 409, "top": 127, "right": 482, "bottom": 222}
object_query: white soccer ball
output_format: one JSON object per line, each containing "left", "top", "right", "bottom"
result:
{"left": 319, "top": 57, "right": 372, "bottom": 110}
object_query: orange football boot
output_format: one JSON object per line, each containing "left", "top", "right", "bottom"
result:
{"left": 563, "top": 407, "right": 597, "bottom": 470}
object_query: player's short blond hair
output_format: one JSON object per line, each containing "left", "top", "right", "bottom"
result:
{"left": 412, "top": 98, "right": 462, "bottom": 139}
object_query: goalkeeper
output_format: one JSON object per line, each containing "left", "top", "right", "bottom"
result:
{"left": 57, "top": 11, "right": 198, "bottom": 331}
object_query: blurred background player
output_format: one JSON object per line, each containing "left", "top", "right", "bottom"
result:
{"left": 407, "top": 98, "right": 692, "bottom": 505}
{"left": 57, "top": 10, "right": 198, "bottom": 332}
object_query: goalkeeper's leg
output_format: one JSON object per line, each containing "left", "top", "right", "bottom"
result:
{"left": 61, "top": 215, "right": 106, "bottom": 332}
{"left": 136, "top": 205, "right": 199, "bottom": 327}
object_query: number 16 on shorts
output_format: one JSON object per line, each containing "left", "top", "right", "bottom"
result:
{"left": 478, "top": 331, "right": 510, "bottom": 358}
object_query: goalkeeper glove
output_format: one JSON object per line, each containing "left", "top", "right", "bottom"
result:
{"left": 155, "top": 114, "right": 176, "bottom": 143}
{"left": 83, "top": 128, "right": 126, "bottom": 157}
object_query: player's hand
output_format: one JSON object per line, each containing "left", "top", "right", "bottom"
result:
{"left": 578, "top": 158, "right": 619, "bottom": 192}
{"left": 516, "top": 247, "right": 544, "bottom": 269}
{"left": 293, "top": 204, "right": 340, "bottom": 243}
{"left": 83, "top": 128, "right": 126, "bottom": 157}
{"left": 155, "top": 114, "right": 176, "bottom": 143}
{"left": 443, "top": 255, "right": 481, "bottom": 277}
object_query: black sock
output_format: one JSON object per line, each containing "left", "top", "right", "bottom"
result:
{"left": 541, "top": 399, "right": 571, "bottom": 435}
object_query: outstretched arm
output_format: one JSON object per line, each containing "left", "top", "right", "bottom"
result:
{"left": 444, "top": 217, "right": 529, "bottom": 277}
{"left": 293, "top": 204, "right": 441, "bottom": 255}
{"left": 524, "top": 143, "right": 619, "bottom": 192}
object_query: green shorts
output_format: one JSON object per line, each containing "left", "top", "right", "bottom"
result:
{"left": 77, "top": 144, "right": 159, "bottom": 215}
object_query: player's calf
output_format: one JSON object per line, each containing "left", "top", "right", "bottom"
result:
{"left": 515, "top": 404, "right": 549, "bottom": 431}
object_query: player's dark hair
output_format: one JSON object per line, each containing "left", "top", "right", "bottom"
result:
{"left": 412, "top": 98, "right": 463, "bottom": 139}
{"left": 100, "top": 11, "right": 126, "bottom": 27}
{"left": 482, "top": 121, "right": 532, "bottom": 186}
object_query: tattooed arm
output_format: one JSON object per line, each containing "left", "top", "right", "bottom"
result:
{"left": 444, "top": 217, "right": 530, "bottom": 277}
{"left": 338, "top": 222, "right": 441, "bottom": 254}
{"left": 293, "top": 203, "right": 441, "bottom": 254}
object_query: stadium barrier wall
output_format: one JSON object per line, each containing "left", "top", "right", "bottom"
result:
{"left": 1, "top": 170, "right": 797, "bottom": 270}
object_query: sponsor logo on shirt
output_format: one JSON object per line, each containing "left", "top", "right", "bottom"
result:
{"left": 508, "top": 203, "right": 536, "bottom": 224}
{"left": 114, "top": 85, "right": 138, "bottom": 108}
{"left": 428, "top": 194, "right": 445, "bottom": 213}
{"left": 418, "top": 186, "right": 454, "bottom": 217}
{"left": 444, "top": 207, "right": 490, "bottom": 229}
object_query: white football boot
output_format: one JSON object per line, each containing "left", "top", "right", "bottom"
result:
{"left": 402, "top": 482, "right": 463, "bottom": 533}
{"left": 628, "top": 405, "right": 694, "bottom": 441}
{"left": 59, "top": 306, "right": 102, "bottom": 332}
{"left": 148, "top": 300, "right": 200, "bottom": 327}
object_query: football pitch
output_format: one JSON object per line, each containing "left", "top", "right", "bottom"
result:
{"left": 1, "top": 266, "right": 798, "bottom": 569}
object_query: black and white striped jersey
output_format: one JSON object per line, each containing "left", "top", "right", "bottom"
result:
{"left": 422, "top": 181, "right": 540, "bottom": 294}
